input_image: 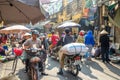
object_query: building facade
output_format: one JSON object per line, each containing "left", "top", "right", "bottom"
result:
{"left": 49, "top": 0, "right": 85, "bottom": 23}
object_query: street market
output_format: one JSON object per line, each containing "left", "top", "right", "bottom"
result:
{"left": 0, "top": 0, "right": 120, "bottom": 80}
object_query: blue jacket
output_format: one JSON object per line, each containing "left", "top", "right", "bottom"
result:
{"left": 84, "top": 30, "right": 95, "bottom": 46}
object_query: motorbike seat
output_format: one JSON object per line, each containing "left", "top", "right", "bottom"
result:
{"left": 65, "top": 54, "right": 79, "bottom": 59}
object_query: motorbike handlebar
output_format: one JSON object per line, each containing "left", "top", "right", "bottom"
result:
{"left": 25, "top": 48, "right": 42, "bottom": 53}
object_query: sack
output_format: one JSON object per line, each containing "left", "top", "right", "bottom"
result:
{"left": 61, "top": 43, "right": 88, "bottom": 55}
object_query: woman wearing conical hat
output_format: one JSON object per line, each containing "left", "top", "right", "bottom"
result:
{"left": 99, "top": 29, "right": 110, "bottom": 63}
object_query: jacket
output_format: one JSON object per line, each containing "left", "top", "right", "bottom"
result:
{"left": 63, "top": 34, "right": 73, "bottom": 46}
{"left": 100, "top": 34, "right": 109, "bottom": 47}
{"left": 84, "top": 30, "right": 95, "bottom": 46}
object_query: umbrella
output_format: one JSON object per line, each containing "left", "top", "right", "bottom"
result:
{"left": 17, "top": 0, "right": 50, "bottom": 18}
{"left": 0, "top": 0, "right": 45, "bottom": 25}
{"left": 57, "top": 21, "right": 81, "bottom": 28}
{"left": 18, "top": 0, "right": 55, "bottom": 7}
{"left": 0, "top": 25, "right": 31, "bottom": 34}
{"left": 40, "top": 20, "right": 51, "bottom": 26}
{"left": 17, "top": 0, "right": 39, "bottom": 7}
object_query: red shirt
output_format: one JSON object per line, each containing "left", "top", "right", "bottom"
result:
{"left": 51, "top": 34, "right": 59, "bottom": 46}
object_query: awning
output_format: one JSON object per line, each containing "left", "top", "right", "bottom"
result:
{"left": 114, "top": 8, "right": 120, "bottom": 27}
{"left": 108, "top": 8, "right": 120, "bottom": 27}
{"left": 108, "top": 3, "right": 118, "bottom": 11}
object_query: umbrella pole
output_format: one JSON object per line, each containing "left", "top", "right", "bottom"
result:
{"left": 9, "top": 38, "right": 14, "bottom": 55}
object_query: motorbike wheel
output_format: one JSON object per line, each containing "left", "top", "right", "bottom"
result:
{"left": 28, "top": 67, "right": 32, "bottom": 80}
{"left": 71, "top": 65, "right": 80, "bottom": 76}
{"left": 31, "top": 68, "right": 38, "bottom": 80}
{"left": 48, "top": 49, "right": 52, "bottom": 57}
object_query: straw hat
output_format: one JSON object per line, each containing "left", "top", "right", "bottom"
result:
{"left": 24, "top": 33, "right": 31, "bottom": 36}
{"left": 100, "top": 30, "right": 108, "bottom": 34}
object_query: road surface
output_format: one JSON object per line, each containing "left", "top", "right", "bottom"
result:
{"left": 0, "top": 57, "right": 120, "bottom": 80}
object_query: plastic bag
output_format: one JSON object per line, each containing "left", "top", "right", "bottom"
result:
{"left": 91, "top": 47, "right": 96, "bottom": 56}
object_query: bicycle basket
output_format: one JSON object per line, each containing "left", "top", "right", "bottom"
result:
{"left": 13, "top": 48, "right": 23, "bottom": 56}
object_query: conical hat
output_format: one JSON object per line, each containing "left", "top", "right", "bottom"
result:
{"left": 24, "top": 33, "right": 31, "bottom": 36}
{"left": 100, "top": 30, "right": 108, "bottom": 34}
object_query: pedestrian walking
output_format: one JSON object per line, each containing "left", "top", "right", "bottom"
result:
{"left": 76, "top": 30, "right": 85, "bottom": 43}
{"left": 99, "top": 30, "right": 110, "bottom": 63}
{"left": 84, "top": 30, "right": 95, "bottom": 60}
{"left": 57, "top": 28, "right": 74, "bottom": 75}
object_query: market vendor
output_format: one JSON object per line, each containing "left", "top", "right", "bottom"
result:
{"left": 0, "top": 43, "right": 6, "bottom": 56}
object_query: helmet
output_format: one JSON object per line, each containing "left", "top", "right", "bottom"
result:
{"left": 32, "top": 30, "right": 39, "bottom": 35}
{"left": 65, "top": 28, "right": 70, "bottom": 34}
{"left": 24, "top": 33, "right": 31, "bottom": 36}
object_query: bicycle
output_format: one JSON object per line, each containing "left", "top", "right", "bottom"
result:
{"left": 11, "top": 48, "right": 23, "bottom": 74}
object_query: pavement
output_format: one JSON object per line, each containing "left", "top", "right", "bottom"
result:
{"left": 0, "top": 57, "right": 120, "bottom": 80}
{"left": 0, "top": 63, "right": 4, "bottom": 78}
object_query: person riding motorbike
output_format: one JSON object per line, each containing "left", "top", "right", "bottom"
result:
{"left": 49, "top": 30, "right": 59, "bottom": 55}
{"left": 23, "top": 30, "right": 48, "bottom": 75}
{"left": 62, "top": 28, "right": 74, "bottom": 46}
{"left": 57, "top": 28, "right": 74, "bottom": 75}
{"left": 20, "top": 33, "right": 31, "bottom": 71}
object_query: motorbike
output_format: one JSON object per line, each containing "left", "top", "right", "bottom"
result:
{"left": 48, "top": 46, "right": 61, "bottom": 60}
{"left": 25, "top": 48, "right": 45, "bottom": 80}
{"left": 64, "top": 54, "right": 82, "bottom": 76}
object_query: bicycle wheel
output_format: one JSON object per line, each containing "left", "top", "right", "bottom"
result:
{"left": 12, "top": 56, "right": 18, "bottom": 74}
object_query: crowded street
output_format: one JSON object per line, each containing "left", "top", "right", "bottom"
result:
{"left": 0, "top": 0, "right": 120, "bottom": 80}
{"left": 0, "top": 57, "right": 120, "bottom": 80}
